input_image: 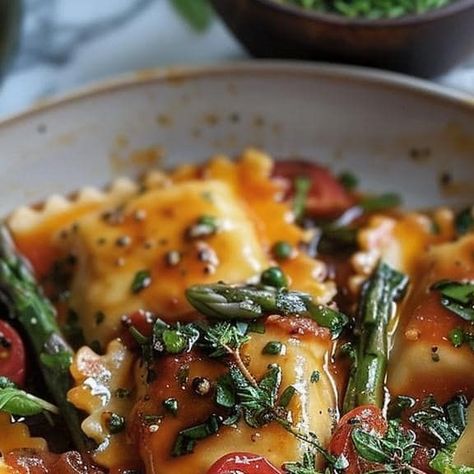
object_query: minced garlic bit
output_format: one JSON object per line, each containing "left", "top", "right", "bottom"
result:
{"left": 404, "top": 328, "right": 421, "bottom": 341}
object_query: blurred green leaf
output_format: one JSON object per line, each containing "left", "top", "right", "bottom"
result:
{"left": 170, "top": 0, "right": 214, "bottom": 32}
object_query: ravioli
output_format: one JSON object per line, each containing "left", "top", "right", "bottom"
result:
{"left": 66, "top": 179, "right": 270, "bottom": 345}
{"left": 68, "top": 339, "right": 140, "bottom": 470}
{"left": 8, "top": 150, "right": 335, "bottom": 347}
{"left": 388, "top": 234, "right": 474, "bottom": 403}
{"left": 129, "top": 316, "right": 335, "bottom": 473}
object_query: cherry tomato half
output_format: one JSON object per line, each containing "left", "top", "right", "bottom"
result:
{"left": 207, "top": 453, "right": 282, "bottom": 474}
{"left": 0, "top": 320, "right": 26, "bottom": 386}
{"left": 329, "top": 405, "right": 387, "bottom": 474}
{"left": 273, "top": 161, "right": 354, "bottom": 218}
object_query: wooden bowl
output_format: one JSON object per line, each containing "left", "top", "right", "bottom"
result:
{"left": 211, "top": 0, "right": 474, "bottom": 77}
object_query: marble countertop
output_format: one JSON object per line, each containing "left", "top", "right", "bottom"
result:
{"left": 1, "top": 0, "right": 473, "bottom": 118}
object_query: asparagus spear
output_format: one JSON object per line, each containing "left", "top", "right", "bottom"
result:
{"left": 186, "top": 283, "right": 348, "bottom": 338}
{"left": 0, "top": 226, "right": 88, "bottom": 450}
{"left": 343, "top": 261, "right": 408, "bottom": 413}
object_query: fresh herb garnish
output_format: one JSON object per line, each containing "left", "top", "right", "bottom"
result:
{"left": 262, "top": 340, "right": 284, "bottom": 355}
{"left": 338, "top": 171, "right": 359, "bottom": 190}
{"left": 198, "top": 321, "right": 249, "bottom": 358}
{"left": 153, "top": 319, "right": 200, "bottom": 354}
{"left": 293, "top": 176, "right": 311, "bottom": 222}
{"left": 283, "top": 450, "right": 321, "bottom": 474}
{"left": 131, "top": 270, "right": 152, "bottom": 293}
{"left": 172, "top": 414, "right": 220, "bottom": 456}
{"left": 446, "top": 324, "right": 474, "bottom": 351}
{"left": 278, "top": 385, "right": 297, "bottom": 408}
{"left": 316, "top": 224, "right": 358, "bottom": 254}
{"left": 360, "top": 192, "right": 402, "bottom": 213}
{"left": 387, "top": 394, "right": 416, "bottom": 419}
{"left": 448, "top": 327, "right": 465, "bottom": 348}
{"left": 352, "top": 419, "right": 417, "bottom": 470}
{"left": 229, "top": 363, "right": 282, "bottom": 428}
{"left": 430, "top": 444, "right": 474, "bottom": 474}
{"left": 310, "top": 370, "right": 320, "bottom": 383}
{"left": 186, "top": 215, "right": 219, "bottom": 239}
{"left": 409, "top": 395, "right": 468, "bottom": 447}
{"left": 0, "top": 376, "right": 59, "bottom": 417}
{"left": 162, "top": 397, "right": 179, "bottom": 415}
{"left": 454, "top": 207, "right": 474, "bottom": 236}
{"left": 170, "top": 0, "right": 213, "bottom": 32}
{"left": 432, "top": 280, "right": 474, "bottom": 321}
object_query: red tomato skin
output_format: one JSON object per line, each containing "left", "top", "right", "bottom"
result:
{"left": 0, "top": 320, "right": 26, "bottom": 386}
{"left": 273, "top": 161, "right": 354, "bottom": 218}
{"left": 207, "top": 452, "right": 282, "bottom": 474}
{"left": 329, "top": 405, "right": 387, "bottom": 474}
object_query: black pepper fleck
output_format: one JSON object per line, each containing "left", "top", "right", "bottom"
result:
{"left": 192, "top": 377, "right": 211, "bottom": 396}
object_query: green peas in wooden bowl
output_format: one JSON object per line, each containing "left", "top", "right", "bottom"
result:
{"left": 211, "top": 0, "right": 474, "bottom": 77}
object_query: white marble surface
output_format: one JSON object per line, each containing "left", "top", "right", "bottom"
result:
{"left": 0, "top": 0, "right": 472, "bottom": 118}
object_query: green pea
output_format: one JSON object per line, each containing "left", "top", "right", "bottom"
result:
{"left": 261, "top": 266, "right": 288, "bottom": 288}
{"left": 272, "top": 241, "right": 293, "bottom": 260}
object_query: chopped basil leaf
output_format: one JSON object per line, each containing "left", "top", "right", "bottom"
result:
{"left": 186, "top": 215, "right": 218, "bottom": 239}
{"left": 283, "top": 450, "right": 319, "bottom": 474}
{"left": 172, "top": 414, "right": 220, "bottom": 456}
{"left": 0, "top": 377, "right": 59, "bottom": 417}
{"left": 162, "top": 398, "right": 179, "bottom": 415}
{"left": 170, "top": 0, "right": 213, "bottom": 32}
{"left": 387, "top": 395, "right": 416, "bottom": 419}
{"left": 293, "top": 176, "right": 311, "bottom": 222}
{"left": 352, "top": 419, "right": 416, "bottom": 467}
{"left": 360, "top": 193, "right": 401, "bottom": 212}
{"left": 448, "top": 327, "right": 465, "bottom": 348}
{"left": 310, "top": 370, "right": 320, "bottom": 383}
{"left": 338, "top": 171, "right": 359, "bottom": 190}
{"left": 409, "top": 395, "right": 468, "bottom": 446}
{"left": 454, "top": 207, "right": 474, "bottom": 236}
{"left": 278, "top": 385, "right": 297, "bottom": 408}
{"left": 131, "top": 270, "right": 152, "bottom": 293}
{"left": 215, "top": 374, "right": 236, "bottom": 408}
{"left": 262, "top": 341, "right": 284, "bottom": 355}
{"left": 432, "top": 280, "right": 474, "bottom": 321}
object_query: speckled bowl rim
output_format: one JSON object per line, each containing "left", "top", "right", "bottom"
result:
{"left": 257, "top": 0, "right": 474, "bottom": 26}
{"left": 0, "top": 61, "right": 473, "bottom": 129}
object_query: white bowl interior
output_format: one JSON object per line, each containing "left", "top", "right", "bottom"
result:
{"left": 0, "top": 63, "right": 473, "bottom": 215}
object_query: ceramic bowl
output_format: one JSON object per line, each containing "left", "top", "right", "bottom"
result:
{"left": 0, "top": 62, "right": 473, "bottom": 216}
